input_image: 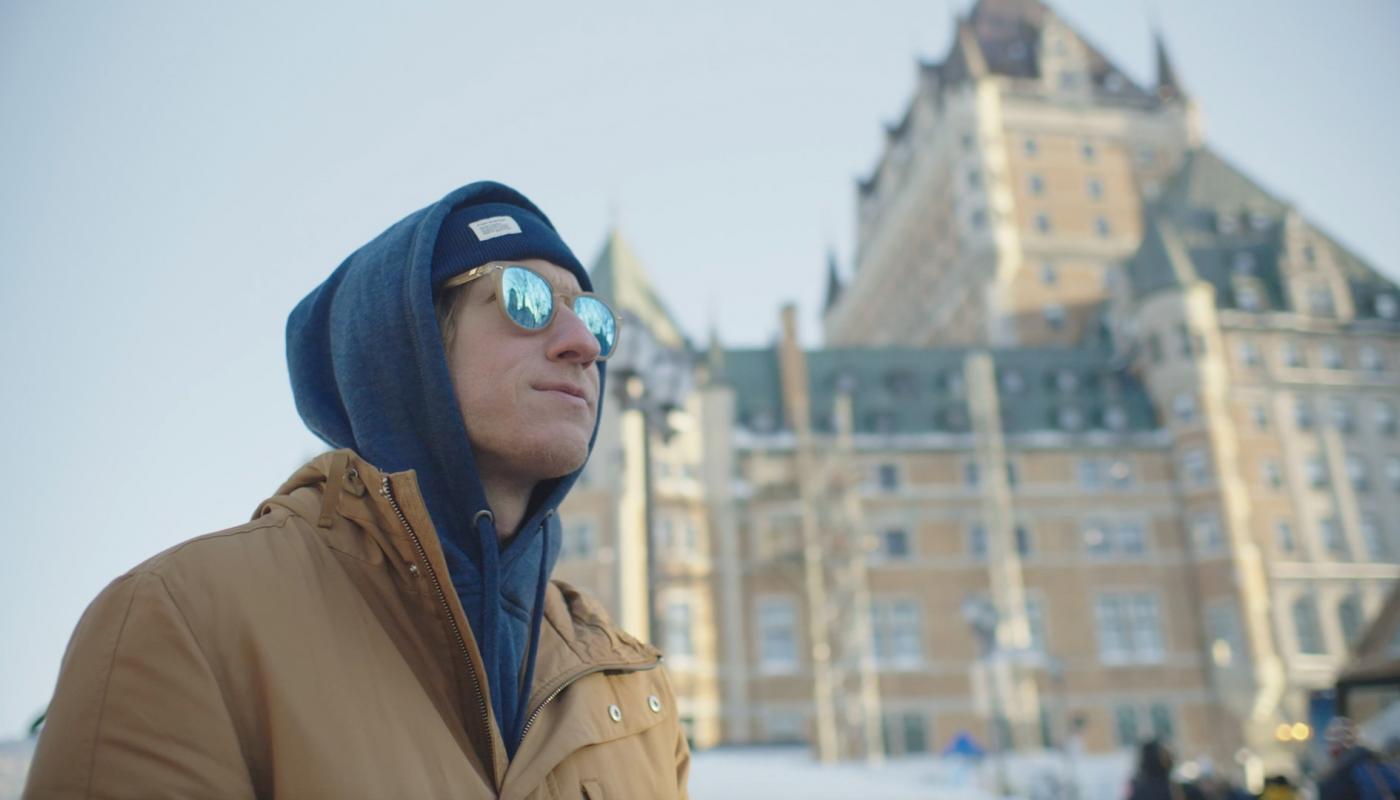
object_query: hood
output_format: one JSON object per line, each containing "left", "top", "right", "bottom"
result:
{"left": 284, "top": 181, "right": 605, "bottom": 757}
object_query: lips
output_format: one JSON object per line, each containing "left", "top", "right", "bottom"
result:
{"left": 534, "top": 382, "right": 591, "bottom": 406}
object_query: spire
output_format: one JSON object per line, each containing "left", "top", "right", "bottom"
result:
{"left": 588, "top": 229, "right": 688, "bottom": 349}
{"left": 823, "top": 249, "right": 844, "bottom": 314}
{"left": 1153, "top": 29, "right": 1184, "bottom": 102}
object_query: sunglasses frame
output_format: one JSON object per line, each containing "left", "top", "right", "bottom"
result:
{"left": 440, "top": 263, "right": 622, "bottom": 361}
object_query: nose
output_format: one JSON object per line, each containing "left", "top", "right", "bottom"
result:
{"left": 547, "top": 302, "right": 602, "bottom": 365}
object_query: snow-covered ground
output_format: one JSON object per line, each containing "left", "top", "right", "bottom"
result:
{"left": 0, "top": 738, "right": 1136, "bottom": 799}
{"left": 0, "top": 739, "right": 34, "bottom": 800}
{"left": 690, "top": 745, "right": 1135, "bottom": 800}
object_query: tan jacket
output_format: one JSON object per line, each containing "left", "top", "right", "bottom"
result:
{"left": 26, "top": 451, "right": 689, "bottom": 799}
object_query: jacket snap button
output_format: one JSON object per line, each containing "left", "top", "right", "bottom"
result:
{"left": 608, "top": 704, "right": 622, "bottom": 722}
{"left": 648, "top": 695, "right": 662, "bottom": 713}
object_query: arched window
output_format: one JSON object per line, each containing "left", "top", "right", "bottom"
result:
{"left": 1292, "top": 596, "right": 1325, "bottom": 655}
{"left": 1339, "top": 594, "right": 1365, "bottom": 649}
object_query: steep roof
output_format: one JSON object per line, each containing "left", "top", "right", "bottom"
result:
{"left": 588, "top": 230, "right": 688, "bottom": 349}
{"left": 1126, "top": 147, "right": 1397, "bottom": 313}
{"left": 715, "top": 346, "right": 1158, "bottom": 437}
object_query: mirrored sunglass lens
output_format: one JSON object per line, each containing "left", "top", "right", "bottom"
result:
{"left": 573, "top": 297, "right": 617, "bottom": 355}
{"left": 500, "top": 267, "right": 553, "bottom": 330}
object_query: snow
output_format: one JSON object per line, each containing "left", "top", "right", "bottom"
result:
{"left": 689, "top": 745, "right": 1136, "bottom": 800}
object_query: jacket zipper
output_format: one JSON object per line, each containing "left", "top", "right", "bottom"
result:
{"left": 517, "top": 658, "right": 662, "bottom": 743}
{"left": 379, "top": 475, "right": 498, "bottom": 781}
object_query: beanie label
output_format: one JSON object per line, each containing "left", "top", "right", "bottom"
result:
{"left": 468, "top": 215, "right": 523, "bottom": 241}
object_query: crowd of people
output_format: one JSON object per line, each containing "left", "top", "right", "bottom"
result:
{"left": 1126, "top": 717, "right": 1400, "bottom": 800}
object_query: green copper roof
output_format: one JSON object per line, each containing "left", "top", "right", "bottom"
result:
{"left": 716, "top": 346, "right": 1158, "bottom": 436}
{"left": 588, "top": 230, "right": 689, "bottom": 349}
{"left": 1126, "top": 148, "right": 1396, "bottom": 314}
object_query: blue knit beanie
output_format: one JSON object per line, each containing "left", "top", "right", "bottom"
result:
{"left": 431, "top": 191, "right": 591, "bottom": 293}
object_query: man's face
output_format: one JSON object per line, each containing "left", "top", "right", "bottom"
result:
{"left": 444, "top": 259, "right": 601, "bottom": 486}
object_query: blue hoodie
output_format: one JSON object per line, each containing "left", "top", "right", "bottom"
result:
{"left": 284, "top": 182, "right": 604, "bottom": 758}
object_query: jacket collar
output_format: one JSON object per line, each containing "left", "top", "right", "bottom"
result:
{"left": 265, "top": 449, "right": 660, "bottom": 698}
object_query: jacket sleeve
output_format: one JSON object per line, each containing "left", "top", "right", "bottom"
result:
{"left": 24, "top": 571, "right": 255, "bottom": 800}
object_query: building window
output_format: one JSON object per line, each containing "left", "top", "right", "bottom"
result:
{"left": 1378, "top": 294, "right": 1399, "bottom": 319}
{"left": 1292, "top": 596, "right": 1326, "bottom": 655}
{"left": 664, "top": 600, "right": 694, "bottom": 659}
{"left": 1236, "top": 283, "right": 1263, "bottom": 312}
{"left": 1347, "top": 453, "right": 1370, "bottom": 492}
{"left": 1181, "top": 449, "right": 1210, "bottom": 487}
{"left": 1108, "top": 459, "right": 1134, "bottom": 489}
{"left": 1332, "top": 399, "right": 1356, "bottom": 433}
{"left": 1310, "top": 287, "right": 1336, "bottom": 317}
{"left": 561, "top": 520, "right": 596, "bottom": 560}
{"left": 1172, "top": 392, "right": 1197, "bottom": 423}
{"left": 1283, "top": 341, "right": 1305, "bottom": 368}
{"left": 1192, "top": 515, "right": 1225, "bottom": 555}
{"left": 1375, "top": 402, "right": 1397, "bottom": 435}
{"left": 970, "top": 208, "right": 988, "bottom": 229}
{"left": 757, "top": 597, "right": 798, "bottom": 673}
{"left": 1263, "top": 460, "right": 1283, "bottom": 490}
{"left": 961, "top": 132, "right": 975, "bottom": 151}
{"left": 968, "top": 524, "right": 988, "bottom": 561}
{"left": 967, "top": 169, "right": 982, "bottom": 189}
{"left": 1295, "top": 399, "right": 1315, "bottom": 430}
{"left": 1002, "top": 369, "right": 1026, "bottom": 393}
{"left": 1233, "top": 252, "right": 1257, "bottom": 274}
{"left": 1339, "top": 594, "right": 1365, "bottom": 648}
{"left": 1115, "top": 706, "right": 1140, "bottom": 747}
{"left": 1081, "top": 141, "right": 1097, "bottom": 162}
{"left": 1044, "top": 304, "right": 1066, "bottom": 330}
{"left": 1006, "top": 460, "right": 1020, "bottom": 488}
{"left": 1148, "top": 334, "right": 1164, "bottom": 364}
{"left": 1015, "top": 525, "right": 1033, "bottom": 557}
{"left": 1238, "top": 340, "right": 1262, "bottom": 368}
{"left": 877, "top": 463, "right": 900, "bottom": 491}
{"left": 1322, "top": 345, "right": 1344, "bottom": 370}
{"left": 1206, "top": 601, "right": 1246, "bottom": 669}
{"left": 1361, "top": 346, "right": 1384, "bottom": 374}
{"left": 963, "top": 460, "right": 981, "bottom": 487}
{"left": 1388, "top": 457, "right": 1400, "bottom": 492}
{"left": 1095, "top": 216, "right": 1111, "bottom": 238}
{"left": 1150, "top": 704, "right": 1175, "bottom": 742}
{"left": 871, "top": 599, "right": 923, "bottom": 667}
{"left": 1029, "top": 173, "right": 1045, "bottom": 196}
{"left": 1094, "top": 593, "right": 1165, "bottom": 665}
{"left": 1306, "top": 456, "right": 1329, "bottom": 489}
{"left": 1319, "top": 517, "right": 1349, "bottom": 560}
{"left": 1040, "top": 261, "right": 1058, "bottom": 286}
{"left": 1084, "top": 520, "right": 1147, "bottom": 557}
{"left": 1361, "top": 514, "right": 1389, "bottom": 560}
{"left": 902, "top": 712, "right": 929, "bottom": 753}
{"left": 1252, "top": 404, "right": 1269, "bottom": 431}
{"left": 1024, "top": 137, "right": 1039, "bottom": 157}
{"left": 1078, "top": 459, "right": 1102, "bottom": 489}
{"left": 1276, "top": 520, "right": 1296, "bottom": 555}
{"left": 879, "top": 528, "right": 912, "bottom": 560}
{"left": 1087, "top": 177, "right": 1103, "bottom": 200}
{"left": 1035, "top": 212, "right": 1052, "bottom": 234}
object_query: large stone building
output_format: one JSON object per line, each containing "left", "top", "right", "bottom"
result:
{"left": 557, "top": 0, "right": 1400, "bottom": 775}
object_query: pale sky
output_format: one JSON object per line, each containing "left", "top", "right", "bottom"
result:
{"left": 1, "top": 1, "right": 1397, "bottom": 737}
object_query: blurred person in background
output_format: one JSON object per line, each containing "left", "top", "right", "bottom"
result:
{"left": 1317, "top": 716, "right": 1400, "bottom": 800}
{"left": 24, "top": 182, "right": 690, "bottom": 798}
{"left": 1128, "top": 739, "right": 1207, "bottom": 800}
{"left": 1257, "top": 775, "right": 1299, "bottom": 800}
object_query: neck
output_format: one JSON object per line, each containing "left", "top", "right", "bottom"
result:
{"left": 478, "top": 472, "right": 534, "bottom": 544}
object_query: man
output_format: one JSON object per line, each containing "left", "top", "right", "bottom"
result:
{"left": 1317, "top": 716, "right": 1400, "bottom": 800}
{"left": 26, "top": 182, "right": 690, "bottom": 798}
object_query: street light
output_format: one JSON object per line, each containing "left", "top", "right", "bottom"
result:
{"left": 962, "top": 594, "right": 1011, "bottom": 797}
{"left": 606, "top": 311, "right": 693, "bottom": 648}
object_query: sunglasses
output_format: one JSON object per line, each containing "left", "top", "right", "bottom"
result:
{"left": 440, "top": 264, "right": 621, "bottom": 360}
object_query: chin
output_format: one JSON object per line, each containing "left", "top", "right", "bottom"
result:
{"left": 522, "top": 436, "right": 592, "bottom": 481}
